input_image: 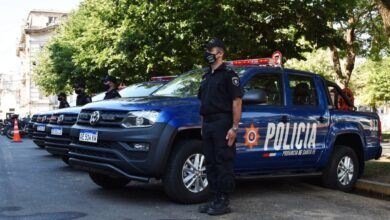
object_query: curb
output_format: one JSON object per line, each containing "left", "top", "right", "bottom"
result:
{"left": 355, "top": 179, "right": 390, "bottom": 197}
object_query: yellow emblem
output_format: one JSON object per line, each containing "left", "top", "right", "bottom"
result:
{"left": 244, "top": 123, "right": 260, "bottom": 148}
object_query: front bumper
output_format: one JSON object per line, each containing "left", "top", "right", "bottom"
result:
{"left": 26, "top": 122, "right": 35, "bottom": 138}
{"left": 32, "top": 123, "right": 47, "bottom": 146}
{"left": 44, "top": 124, "right": 73, "bottom": 157}
{"left": 68, "top": 122, "right": 176, "bottom": 180}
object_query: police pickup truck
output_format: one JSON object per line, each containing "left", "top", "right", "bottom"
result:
{"left": 32, "top": 111, "right": 53, "bottom": 148}
{"left": 44, "top": 80, "right": 173, "bottom": 164}
{"left": 68, "top": 54, "right": 382, "bottom": 204}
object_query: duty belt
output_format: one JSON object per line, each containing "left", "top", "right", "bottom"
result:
{"left": 203, "top": 113, "right": 231, "bottom": 123}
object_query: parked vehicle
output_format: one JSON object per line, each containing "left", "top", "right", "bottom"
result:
{"left": 67, "top": 55, "right": 382, "bottom": 204}
{"left": 44, "top": 80, "right": 173, "bottom": 164}
{"left": 31, "top": 112, "right": 53, "bottom": 148}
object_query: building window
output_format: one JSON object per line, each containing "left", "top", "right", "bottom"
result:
{"left": 47, "top": 17, "right": 57, "bottom": 26}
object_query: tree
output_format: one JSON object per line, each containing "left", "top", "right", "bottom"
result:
{"left": 285, "top": 49, "right": 334, "bottom": 80}
{"left": 353, "top": 57, "right": 390, "bottom": 107}
{"left": 34, "top": 0, "right": 349, "bottom": 94}
{"left": 374, "top": 0, "right": 390, "bottom": 46}
{"left": 329, "top": 0, "right": 388, "bottom": 88}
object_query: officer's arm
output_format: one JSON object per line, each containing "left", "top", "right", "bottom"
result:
{"left": 232, "top": 98, "right": 242, "bottom": 129}
{"left": 229, "top": 72, "right": 243, "bottom": 129}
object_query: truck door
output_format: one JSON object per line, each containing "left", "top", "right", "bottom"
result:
{"left": 235, "top": 71, "right": 291, "bottom": 172}
{"left": 284, "top": 73, "right": 330, "bottom": 168}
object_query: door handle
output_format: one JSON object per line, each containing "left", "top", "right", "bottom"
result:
{"left": 281, "top": 115, "right": 290, "bottom": 123}
{"left": 317, "top": 116, "right": 326, "bottom": 123}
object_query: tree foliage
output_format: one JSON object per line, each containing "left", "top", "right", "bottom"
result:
{"left": 328, "top": 0, "right": 388, "bottom": 88}
{"left": 285, "top": 49, "right": 334, "bottom": 80}
{"left": 34, "top": 0, "right": 348, "bottom": 94}
{"left": 352, "top": 58, "right": 390, "bottom": 107}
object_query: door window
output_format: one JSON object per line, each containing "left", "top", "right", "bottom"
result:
{"left": 289, "top": 75, "right": 318, "bottom": 106}
{"left": 243, "top": 73, "right": 284, "bottom": 106}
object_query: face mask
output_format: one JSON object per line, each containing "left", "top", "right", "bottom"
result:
{"left": 204, "top": 51, "right": 217, "bottom": 64}
{"left": 58, "top": 97, "right": 63, "bottom": 102}
{"left": 103, "top": 84, "right": 110, "bottom": 91}
{"left": 75, "top": 89, "right": 82, "bottom": 95}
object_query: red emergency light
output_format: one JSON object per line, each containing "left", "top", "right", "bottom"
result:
{"left": 226, "top": 51, "right": 283, "bottom": 67}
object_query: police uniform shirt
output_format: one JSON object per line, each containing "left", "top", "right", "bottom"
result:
{"left": 104, "top": 89, "right": 121, "bottom": 100}
{"left": 198, "top": 63, "right": 243, "bottom": 116}
{"left": 76, "top": 93, "right": 92, "bottom": 106}
{"left": 59, "top": 100, "right": 70, "bottom": 109}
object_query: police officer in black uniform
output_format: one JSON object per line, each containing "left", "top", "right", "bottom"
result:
{"left": 74, "top": 83, "right": 92, "bottom": 106}
{"left": 57, "top": 92, "right": 70, "bottom": 109}
{"left": 103, "top": 75, "right": 121, "bottom": 100}
{"left": 198, "top": 38, "right": 243, "bottom": 215}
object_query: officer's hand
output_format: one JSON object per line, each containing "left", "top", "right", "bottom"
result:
{"left": 226, "top": 129, "right": 236, "bottom": 147}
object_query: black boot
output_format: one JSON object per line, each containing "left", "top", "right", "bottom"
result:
{"left": 207, "top": 194, "right": 231, "bottom": 215}
{"left": 198, "top": 194, "right": 217, "bottom": 213}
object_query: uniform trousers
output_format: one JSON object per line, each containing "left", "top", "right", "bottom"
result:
{"left": 202, "top": 117, "right": 236, "bottom": 195}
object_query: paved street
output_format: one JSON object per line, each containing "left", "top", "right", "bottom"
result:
{"left": 1, "top": 136, "right": 390, "bottom": 220}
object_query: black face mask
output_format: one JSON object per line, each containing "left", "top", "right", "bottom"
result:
{"left": 75, "top": 89, "right": 82, "bottom": 95}
{"left": 58, "top": 97, "right": 63, "bottom": 102}
{"left": 204, "top": 51, "right": 217, "bottom": 64}
{"left": 103, "top": 84, "right": 110, "bottom": 91}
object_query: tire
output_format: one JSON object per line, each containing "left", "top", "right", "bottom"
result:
{"left": 61, "top": 156, "right": 70, "bottom": 165}
{"left": 89, "top": 172, "right": 130, "bottom": 189}
{"left": 322, "top": 145, "right": 359, "bottom": 192}
{"left": 163, "top": 139, "right": 209, "bottom": 204}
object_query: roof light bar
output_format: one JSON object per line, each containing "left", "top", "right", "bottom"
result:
{"left": 226, "top": 51, "right": 283, "bottom": 67}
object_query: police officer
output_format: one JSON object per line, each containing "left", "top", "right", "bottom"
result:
{"left": 197, "top": 38, "right": 243, "bottom": 215}
{"left": 102, "top": 75, "right": 121, "bottom": 100}
{"left": 74, "top": 83, "right": 92, "bottom": 106}
{"left": 57, "top": 92, "right": 70, "bottom": 109}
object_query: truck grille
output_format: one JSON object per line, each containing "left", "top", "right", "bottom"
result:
{"left": 50, "top": 114, "right": 78, "bottom": 125}
{"left": 37, "top": 114, "right": 52, "bottom": 124}
{"left": 31, "top": 115, "right": 38, "bottom": 123}
{"left": 77, "top": 110, "right": 128, "bottom": 127}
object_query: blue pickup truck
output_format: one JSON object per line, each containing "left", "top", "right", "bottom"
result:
{"left": 43, "top": 80, "right": 172, "bottom": 164}
{"left": 67, "top": 57, "right": 382, "bottom": 204}
{"left": 31, "top": 111, "right": 53, "bottom": 148}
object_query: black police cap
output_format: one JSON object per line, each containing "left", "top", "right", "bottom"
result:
{"left": 205, "top": 38, "right": 225, "bottom": 50}
{"left": 73, "top": 82, "right": 86, "bottom": 89}
{"left": 57, "top": 92, "right": 67, "bottom": 97}
{"left": 102, "top": 75, "right": 117, "bottom": 84}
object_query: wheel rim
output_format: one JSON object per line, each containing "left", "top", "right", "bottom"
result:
{"left": 337, "top": 156, "right": 354, "bottom": 186}
{"left": 182, "top": 153, "right": 208, "bottom": 193}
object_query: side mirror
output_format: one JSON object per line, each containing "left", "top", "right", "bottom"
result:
{"left": 243, "top": 89, "right": 267, "bottom": 104}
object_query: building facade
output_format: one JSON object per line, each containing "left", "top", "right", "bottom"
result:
{"left": 0, "top": 72, "right": 21, "bottom": 118}
{"left": 16, "top": 10, "right": 68, "bottom": 116}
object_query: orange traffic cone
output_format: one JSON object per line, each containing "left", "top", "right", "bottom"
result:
{"left": 12, "top": 118, "right": 22, "bottom": 142}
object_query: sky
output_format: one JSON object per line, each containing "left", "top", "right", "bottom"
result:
{"left": 0, "top": 0, "right": 81, "bottom": 75}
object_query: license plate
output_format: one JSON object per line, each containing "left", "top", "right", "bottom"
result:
{"left": 37, "top": 125, "right": 45, "bottom": 132}
{"left": 51, "top": 127, "right": 63, "bottom": 136}
{"left": 79, "top": 130, "right": 98, "bottom": 143}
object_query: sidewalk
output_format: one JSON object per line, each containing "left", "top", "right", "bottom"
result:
{"left": 355, "top": 142, "right": 390, "bottom": 197}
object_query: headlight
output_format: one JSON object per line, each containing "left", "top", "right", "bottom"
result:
{"left": 121, "top": 111, "right": 160, "bottom": 128}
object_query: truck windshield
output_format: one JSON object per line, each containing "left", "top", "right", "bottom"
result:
{"left": 153, "top": 69, "right": 205, "bottom": 97}
{"left": 153, "top": 67, "right": 246, "bottom": 97}
{"left": 119, "top": 82, "right": 164, "bottom": 98}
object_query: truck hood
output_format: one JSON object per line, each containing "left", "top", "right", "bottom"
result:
{"left": 52, "top": 106, "right": 82, "bottom": 115}
{"left": 80, "top": 96, "right": 200, "bottom": 112}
